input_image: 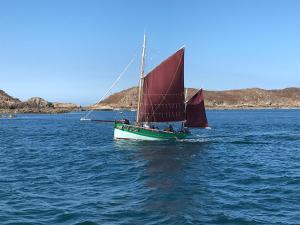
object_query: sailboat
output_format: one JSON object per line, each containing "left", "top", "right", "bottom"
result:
{"left": 113, "top": 35, "right": 208, "bottom": 140}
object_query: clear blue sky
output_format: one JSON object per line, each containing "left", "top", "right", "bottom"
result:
{"left": 1, "top": 0, "right": 299, "bottom": 105}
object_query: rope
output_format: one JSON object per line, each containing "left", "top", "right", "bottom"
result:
{"left": 80, "top": 56, "right": 136, "bottom": 121}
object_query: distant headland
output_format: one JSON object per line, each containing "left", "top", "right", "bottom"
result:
{"left": 91, "top": 87, "right": 300, "bottom": 110}
{"left": 1, "top": 87, "right": 300, "bottom": 114}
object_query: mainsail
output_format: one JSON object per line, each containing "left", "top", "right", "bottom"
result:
{"left": 138, "top": 48, "right": 185, "bottom": 122}
{"left": 185, "top": 89, "right": 208, "bottom": 127}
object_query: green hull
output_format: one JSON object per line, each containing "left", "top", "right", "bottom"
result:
{"left": 114, "top": 122, "right": 188, "bottom": 140}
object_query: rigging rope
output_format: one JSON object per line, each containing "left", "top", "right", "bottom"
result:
{"left": 80, "top": 56, "right": 136, "bottom": 121}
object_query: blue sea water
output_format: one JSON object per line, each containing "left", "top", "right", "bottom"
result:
{"left": 0, "top": 110, "right": 299, "bottom": 225}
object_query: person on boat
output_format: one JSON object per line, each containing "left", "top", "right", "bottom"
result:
{"left": 143, "top": 123, "right": 150, "bottom": 129}
{"left": 164, "top": 124, "right": 174, "bottom": 132}
{"left": 180, "top": 126, "right": 190, "bottom": 133}
{"left": 117, "top": 118, "right": 129, "bottom": 124}
{"left": 150, "top": 124, "right": 156, "bottom": 129}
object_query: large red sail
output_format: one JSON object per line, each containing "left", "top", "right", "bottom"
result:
{"left": 138, "top": 48, "right": 185, "bottom": 122}
{"left": 185, "top": 89, "right": 208, "bottom": 127}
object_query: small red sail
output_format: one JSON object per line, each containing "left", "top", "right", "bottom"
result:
{"left": 185, "top": 89, "right": 208, "bottom": 128}
{"left": 139, "top": 48, "right": 185, "bottom": 122}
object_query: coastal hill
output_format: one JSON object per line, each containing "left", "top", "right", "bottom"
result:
{"left": 91, "top": 87, "right": 300, "bottom": 109}
{"left": 1, "top": 87, "right": 300, "bottom": 114}
{"left": 0, "top": 90, "right": 79, "bottom": 113}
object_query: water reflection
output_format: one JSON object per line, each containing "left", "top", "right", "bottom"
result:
{"left": 115, "top": 140, "right": 210, "bottom": 217}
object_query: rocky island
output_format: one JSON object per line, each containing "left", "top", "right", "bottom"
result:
{"left": 91, "top": 87, "right": 300, "bottom": 110}
{"left": 0, "top": 90, "right": 80, "bottom": 114}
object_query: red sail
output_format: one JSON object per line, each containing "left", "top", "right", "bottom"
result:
{"left": 139, "top": 48, "right": 185, "bottom": 122}
{"left": 185, "top": 89, "right": 208, "bottom": 127}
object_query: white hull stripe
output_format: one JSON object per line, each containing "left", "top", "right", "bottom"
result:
{"left": 114, "top": 128, "right": 165, "bottom": 141}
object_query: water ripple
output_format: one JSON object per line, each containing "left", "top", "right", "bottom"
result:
{"left": 0, "top": 110, "right": 300, "bottom": 224}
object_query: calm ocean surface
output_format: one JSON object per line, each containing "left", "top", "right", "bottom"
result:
{"left": 1, "top": 110, "right": 299, "bottom": 225}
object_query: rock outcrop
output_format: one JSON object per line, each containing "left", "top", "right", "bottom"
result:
{"left": 91, "top": 87, "right": 300, "bottom": 110}
{"left": 0, "top": 90, "right": 80, "bottom": 113}
{"left": 0, "top": 90, "right": 21, "bottom": 109}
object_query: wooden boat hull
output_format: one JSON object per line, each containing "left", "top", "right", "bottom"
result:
{"left": 114, "top": 122, "right": 188, "bottom": 141}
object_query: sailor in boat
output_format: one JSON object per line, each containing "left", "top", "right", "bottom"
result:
{"left": 164, "top": 124, "right": 174, "bottom": 132}
{"left": 149, "top": 124, "right": 159, "bottom": 130}
{"left": 143, "top": 123, "right": 150, "bottom": 129}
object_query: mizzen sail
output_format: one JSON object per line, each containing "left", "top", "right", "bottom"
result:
{"left": 185, "top": 89, "right": 208, "bottom": 127}
{"left": 138, "top": 48, "right": 185, "bottom": 122}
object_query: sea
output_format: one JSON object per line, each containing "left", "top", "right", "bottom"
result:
{"left": 0, "top": 110, "right": 299, "bottom": 225}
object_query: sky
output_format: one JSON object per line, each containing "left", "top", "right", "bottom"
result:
{"left": 0, "top": 0, "right": 299, "bottom": 105}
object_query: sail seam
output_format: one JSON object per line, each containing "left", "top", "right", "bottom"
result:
{"left": 150, "top": 50, "right": 184, "bottom": 122}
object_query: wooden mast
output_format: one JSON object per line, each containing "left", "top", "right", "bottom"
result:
{"left": 185, "top": 88, "right": 188, "bottom": 106}
{"left": 182, "top": 87, "right": 189, "bottom": 129}
{"left": 136, "top": 34, "right": 146, "bottom": 123}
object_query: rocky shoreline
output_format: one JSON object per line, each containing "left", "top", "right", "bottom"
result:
{"left": 87, "top": 106, "right": 300, "bottom": 111}
{"left": 0, "top": 90, "right": 80, "bottom": 114}
{"left": 92, "top": 87, "right": 300, "bottom": 110}
{"left": 1, "top": 87, "right": 300, "bottom": 114}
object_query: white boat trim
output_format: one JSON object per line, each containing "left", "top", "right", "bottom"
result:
{"left": 113, "top": 128, "right": 165, "bottom": 141}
